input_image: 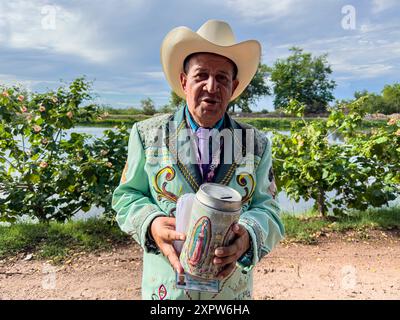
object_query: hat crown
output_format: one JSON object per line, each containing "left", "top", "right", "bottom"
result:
{"left": 196, "top": 20, "right": 236, "bottom": 46}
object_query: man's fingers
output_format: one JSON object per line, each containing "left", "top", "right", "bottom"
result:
{"left": 164, "top": 229, "right": 186, "bottom": 242}
{"left": 162, "top": 244, "right": 184, "bottom": 274}
{"left": 213, "top": 254, "right": 237, "bottom": 267}
{"left": 232, "top": 223, "right": 247, "bottom": 236}
{"left": 163, "top": 217, "right": 177, "bottom": 226}
{"left": 214, "top": 243, "right": 238, "bottom": 258}
{"left": 216, "top": 262, "right": 236, "bottom": 279}
{"left": 213, "top": 224, "right": 246, "bottom": 257}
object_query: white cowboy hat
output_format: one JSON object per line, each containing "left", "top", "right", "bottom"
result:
{"left": 160, "top": 19, "right": 261, "bottom": 101}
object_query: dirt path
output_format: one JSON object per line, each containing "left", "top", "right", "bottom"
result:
{"left": 1, "top": 230, "right": 399, "bottom": 300}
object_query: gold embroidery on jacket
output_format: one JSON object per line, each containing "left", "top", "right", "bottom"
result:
{"left": 236, "top": 173, "right": 256, "bottom": 204}
{"left": 153, "top": 166, "right": 178, "bottom": 203}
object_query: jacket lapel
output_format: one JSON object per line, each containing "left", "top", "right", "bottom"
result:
{"left": 165, "top": 107, "right": 247, "bottom": 190}
{"left": 166, "top": 106, "right": 202, "bottom": 192}
{"left": 213, "top": 113, "right": 244, "bottom": 185}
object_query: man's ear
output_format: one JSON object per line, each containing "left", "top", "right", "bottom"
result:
{"left": 232, "top": 79, "right": 239, "bottom": 95}
{"left": 180, "top": 73, "right": 187, "bottom": 92}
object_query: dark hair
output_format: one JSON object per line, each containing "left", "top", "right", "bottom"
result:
{"left": 183, "top": 52, "right": 238, "bottom": 80}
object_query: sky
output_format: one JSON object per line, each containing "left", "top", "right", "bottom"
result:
{"left": 0, "top": 0, "right": 399, "bottom": 111}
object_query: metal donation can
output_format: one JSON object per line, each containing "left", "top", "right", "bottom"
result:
{"left": 180, "top": 183, "right": 242, "bottom": 280}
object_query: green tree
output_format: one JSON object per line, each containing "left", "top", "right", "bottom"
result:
{"left": 229, "top": 63, "right": 271, "bottom": 113}
{"left": 352, "top": 85, "right": 400, "bottom": 115}
{"left": 354, "top": 90, "right": 369, "bottom": 100}
{"left": 382, "top": 83, "right": 400, "bottom": 114}
{"left": 140, "top": 97, "right": 156, "bottom": 115}
{"left": 353, "top": 90, "right": 385, "bottom": 114}
{"left": 169, "top": 91, "right": 186, "bottom": 108}
{"left": 270, "top": 47, "right": 336, "bottom": 114}
{"left": 159, "top": 104, "right": 176, "bottom": 113}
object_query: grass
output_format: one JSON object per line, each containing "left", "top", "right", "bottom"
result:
{"left": 0, "top": 219, "right": 130, "bottom": 263}
{"left": 282, "top": 206, "right": 400, "bottom": 244}
{"left": 0, "top": 207, "right": 398, "bottom": 262}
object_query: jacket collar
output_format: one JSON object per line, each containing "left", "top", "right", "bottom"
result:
{"left": 166, "top": 106, "right": 245, "bottom": 192}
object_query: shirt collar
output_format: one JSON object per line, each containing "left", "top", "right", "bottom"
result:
{"left": 185, "top": 105, "right": 224, "bottom": 132}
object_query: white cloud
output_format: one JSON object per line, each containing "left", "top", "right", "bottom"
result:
{"left": 140, "top": 71, "right": 165, "bottom": 80}
{"left": 0, "top": 73, "right": 59, "bottom": 90}
{"left": 0, "top": 1, "right": 120, "bottom": 63}
{"left": 1, "top": 0, "right": 399, "bottom": 108}
{"left": 371, "top": 0, "right": 399, "bottom": 14}
{"left": 222, "top": 0, "right": 301, "bottom": 21}
{"left": 332, "top": 62, "right": 394, "bottom": 79}
{"left": 270, "top": 22, "right": 400, "bottom": 81}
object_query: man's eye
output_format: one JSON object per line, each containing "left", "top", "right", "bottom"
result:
{"left": 195, "top": 73, "right": 208, "bottom": 79}
{"left": 217, "top": 75, "right": 228, "bottom": 83}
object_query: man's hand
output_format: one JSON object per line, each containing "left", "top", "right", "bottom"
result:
{"left": 213, "top": 223, "right": 250, "bottom": 279}
{"left": 150, "top": 216, "right": 186, "bottom": 274}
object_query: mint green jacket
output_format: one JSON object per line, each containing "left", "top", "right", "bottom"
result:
{"left": 112, "top": 106, "right": 284, "bottom": 300}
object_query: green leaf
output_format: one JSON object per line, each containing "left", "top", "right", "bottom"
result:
{"left": 25, "top": 173, "right": 40, "bottom": 184}
{"left": 374, "top": 137, "right": 388, "bottom": 144}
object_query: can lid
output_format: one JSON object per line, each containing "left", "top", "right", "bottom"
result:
{"left": 196, "top": 183, "right": 242, "bottom": 212}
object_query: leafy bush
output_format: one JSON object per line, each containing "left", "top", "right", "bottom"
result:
{"left": 0, "top": 78, "right": 128, "bottom": 223}
{"left": 272, "top": 98, "right": 399, "bottom": 216}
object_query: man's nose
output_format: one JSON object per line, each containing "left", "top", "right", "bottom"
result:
{"left": 204, "top": 76, "right": 218, "bottom": 93}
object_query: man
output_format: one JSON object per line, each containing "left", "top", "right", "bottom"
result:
{"left": 112, "top": 20, "right": 284, "bottom": 300}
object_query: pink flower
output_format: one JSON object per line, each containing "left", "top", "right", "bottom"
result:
{"left": 21, "top": 106, "right": 28, "bottom": 113}
{"left": 66, "top": 111, "right": 73, "bottom": 119}
{"left": 41, "top": 138, "right": 49, "bottom": 145}
{"left": 395, "top": 129, "right": 400, "bottom": 136}
{"left": 39, "top": 161, "right": 48, "bottom": 169}
{"left": 106, "top": 162, "right": 113, "bottom": 168}
{"left": 17, "top": 95, "right": 25, "bottom": 102}
{"left": 388, "top": 118, "right": 396, "bottom": 126}
{"left": 2, "top": 91, "right": 9, "bottom": 97}
{"left": 297, "top": 137, "right": 304, "bottom": 146}
{"left": 39, "top": 104, "right": 46, "bottom": 112}
{"left": 33, "top": 125, "right": 42, "bottom": 133}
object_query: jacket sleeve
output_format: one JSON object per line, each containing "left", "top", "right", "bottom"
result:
{"left": 112, "top": 123, "right": 166, "bottom": 253}
{"left": 237, "top": 136, "right": 285, "bottom": 272}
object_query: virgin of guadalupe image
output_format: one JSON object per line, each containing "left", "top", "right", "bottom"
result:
{"left": 188, "top": 216, "right": 211, "bottom": 266}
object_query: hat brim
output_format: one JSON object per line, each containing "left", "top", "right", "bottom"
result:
{"left": 160, "top": 26, "right": 261, "bottom": 102}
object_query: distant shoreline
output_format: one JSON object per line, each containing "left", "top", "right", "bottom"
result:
{"left": 78, "top": 115, "right": 388, "bottom": 129}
